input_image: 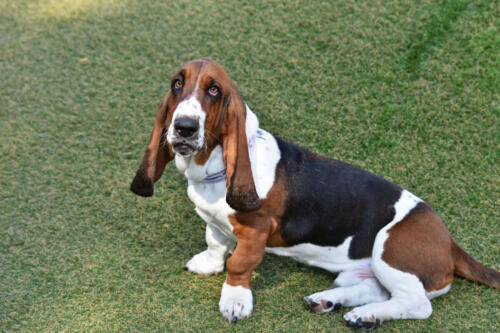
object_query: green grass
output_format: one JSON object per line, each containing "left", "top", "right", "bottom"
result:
{"left": 1, "top": 0, "right": 499, "bottom": 331}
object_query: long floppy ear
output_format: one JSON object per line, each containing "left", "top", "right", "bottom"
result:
{"left": 130, "top": 93, "right": 174, "bottom": 197}
{"left": 222, "top": 88, "right": 262, "bottom": 212}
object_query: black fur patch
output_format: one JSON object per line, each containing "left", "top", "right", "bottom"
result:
{"left": 130, "top": 170, "right": 154, "bottom": 197}
{"left": 275, "top": 137, "right": 402, "bottom": 259}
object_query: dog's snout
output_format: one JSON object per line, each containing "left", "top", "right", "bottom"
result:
{"left": 174, "top": 117, "right": 199, "bottom": 138}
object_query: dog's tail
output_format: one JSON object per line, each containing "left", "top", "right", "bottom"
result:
{"left": 452, "top": 239, "right": 500, "bottom": 289}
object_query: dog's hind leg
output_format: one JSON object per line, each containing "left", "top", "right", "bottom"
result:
{"left": 305, "top": 276, "right": 389, "bottom": 314}
{"left": 344, "top": 193, "right": 455, "bottom": 329}
{"left": 342, "top": 267, "right": 433, "bottom": 329}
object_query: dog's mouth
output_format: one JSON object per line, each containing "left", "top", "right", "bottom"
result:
{"left": 172, "top": 141, "right": 197, "bottom": 156}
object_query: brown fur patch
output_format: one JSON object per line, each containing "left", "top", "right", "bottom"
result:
{"left": 226, "top": 211, "right": 270, "bottom": 288}
{"left": 262, "top": 163, "right": 288, "bottom": 247}
{"left": 130, "top": 93, "right": 175, "bottom": 196}
{"left": 193, "top": 64, "right": 229, "bottom": 165}
{"left": 382, "top": 203, "right": 455, "bottom": 291}
{"left": 452, "top": 240, "right": 500, "bottom": 289}
{"left": 224, "top": 164, "right": 289, "bottom": 287}
{"left": 222, "top": 89, "right": 261, "bottom": 211}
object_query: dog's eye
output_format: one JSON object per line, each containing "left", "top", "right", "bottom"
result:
{"left": 174, "top": 79, "right": 183, "bottom": 89}
{"left": 208, "top": 86, "right": 219, "bottom": 96}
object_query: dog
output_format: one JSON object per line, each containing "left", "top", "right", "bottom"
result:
{"left": 130, "top": 58, "right": 499, "bottom": 329}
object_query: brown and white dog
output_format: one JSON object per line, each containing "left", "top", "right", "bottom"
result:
{"left": 130, "top": 58, "right": 499, "bottom": 329}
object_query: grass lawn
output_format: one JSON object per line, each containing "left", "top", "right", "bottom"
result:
{"left": 1, "top": 0, "right": 499, "bottom": 331}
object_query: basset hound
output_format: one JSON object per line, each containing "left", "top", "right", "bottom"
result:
{"left": 130, "top": 58, "right": 499, "bottom": 329}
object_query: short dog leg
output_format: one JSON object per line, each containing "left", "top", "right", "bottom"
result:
{"left": 305, "top": 277, "right": 389, "bottom": 314}
{"left": 219, "top": 213, "right": 269, "bottom": 323}
{"left": 185, "top": 223, "right": 235, "bottom": 275}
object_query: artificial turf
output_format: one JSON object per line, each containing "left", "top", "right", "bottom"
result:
{"left": 1, "top": 0, "right": 498, "bottom": 331}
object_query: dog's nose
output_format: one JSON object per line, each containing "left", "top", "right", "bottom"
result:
{"left": 174, "top": 117, "right": 199, "bottom": 138}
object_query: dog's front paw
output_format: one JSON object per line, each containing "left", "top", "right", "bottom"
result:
{"left": 184, "top": 250, "right": 225, "bottom": 275}
{"left": 219, "top": 282, "right": 253, "bottom": 323}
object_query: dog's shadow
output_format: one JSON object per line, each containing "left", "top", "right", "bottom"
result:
{"left": 251, "top": 252, "right": 336, "bottom": 296}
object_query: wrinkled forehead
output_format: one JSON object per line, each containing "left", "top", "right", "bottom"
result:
{"left": 175, "top": 59, "right": 231, "bottom": 93}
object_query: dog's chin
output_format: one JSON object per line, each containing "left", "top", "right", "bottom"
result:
{"left": 172, "top": 142, "right": 199, "bottom": 157}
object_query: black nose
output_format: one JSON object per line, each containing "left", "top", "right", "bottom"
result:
{"left": 174, "top": 117, "right": 199, "bottom": 138}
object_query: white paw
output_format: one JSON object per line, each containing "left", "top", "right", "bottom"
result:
{"left": 184, "top": 250, "right": 225, "bottom": 275}
{"left": 304, "top": 290, "right": 343, "bottom": 314}
{"left": 219, "top": 282, "right": 253, "bottom": 323}
{"left": 344, "top": 305, "right": 382, "bottom": 329}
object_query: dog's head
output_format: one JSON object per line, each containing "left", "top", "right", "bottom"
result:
{"left": 130, "top": 58, "right": 261, "bottom": 212}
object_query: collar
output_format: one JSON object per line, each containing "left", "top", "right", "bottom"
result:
{"left": 198, "top": 135, "right": 256, "bottom": 185}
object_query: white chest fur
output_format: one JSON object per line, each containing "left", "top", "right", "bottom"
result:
{"left": 175, "top": 108, "right": 281, "bottom": 240}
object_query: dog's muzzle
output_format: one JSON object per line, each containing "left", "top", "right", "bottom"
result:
{"left": 170, "top": 117, "right": 201, "bottom": 156}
